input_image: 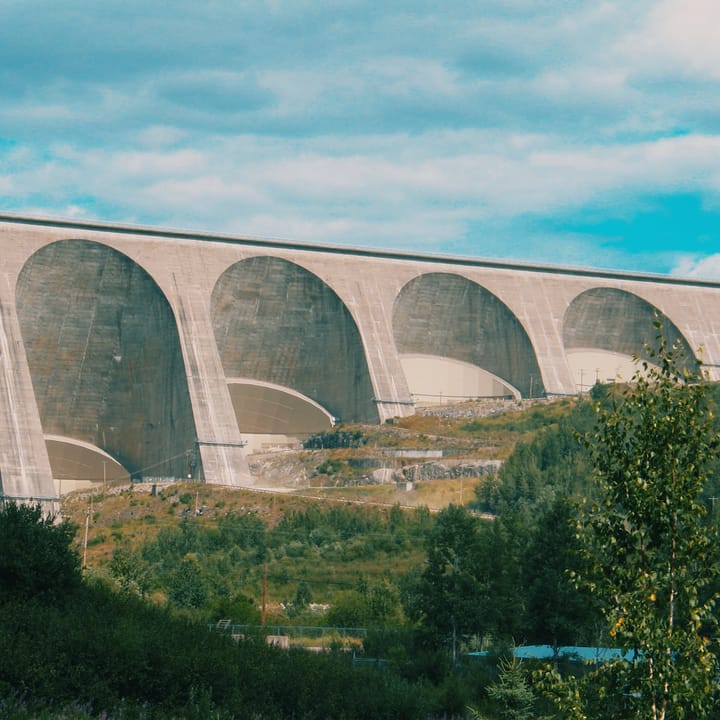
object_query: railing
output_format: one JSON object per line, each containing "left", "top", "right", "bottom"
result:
{"left": 209, "top": 621, "right": 368, "bottom": 642}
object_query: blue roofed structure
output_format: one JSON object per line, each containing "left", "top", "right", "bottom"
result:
{"left": 467, "top": 645, "right": 641, "bottom": 664}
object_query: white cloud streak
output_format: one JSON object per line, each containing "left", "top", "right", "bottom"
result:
{"left": 673, "top": 255, "right": 720, "bottom": 280}
{"left": 1, "top": 0, "right": 719, "bottom": 275}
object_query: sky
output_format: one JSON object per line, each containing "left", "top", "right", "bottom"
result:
{"left": 1, "top": 0, "right": 720, "bottom": 278}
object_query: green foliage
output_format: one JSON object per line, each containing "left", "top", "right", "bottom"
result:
{"left": 459, "top": 399, "right": 605, "bottom": 645}
{"left": 472, "top": 655, "right": 535, "bottom": 720}
{"left": 168, "top": 555, "right": 209, "bottom": 609}
{"left": 462, "top": 407, "right": 557, "bottom": 435}
{"left": 316, "top": 457, "right": 347, "bottom": 476}
{"left": 96, "top": 500, "right": 432, "bottom": 629}
{"left": 404, "top": 505, "right": 487, "bottom": 660}
{"left": 294, "top": 580, "right": 312, "bottom": 608}
{"left": 1, "top": 578, "right": 430, "bottom": 719}
{"left": 546, "top": 330, "right": 720, "bottom": 719}
{"left": 325, "top": 590, "right": 371, "bottom": 627}
{"left": 304, "top": 428, "right": 366, "bottom": 449}
{"left": 108, "top": 547, "right": 151, "bottom": 597}
{"left": 326, "top": 575, "right": 403, "bottom": 627}
{"left": 0, "top": 502, "right": 80, "bottom": 603}
{"left": 137, "top": 512, "right": 267, "bottom": 611}
{"left": 523, "top": 498, "right": 600, "bottom": 646}
{"left": 473, "top": 402, "right": 596, "bottom": 518}
{"left": 215, "top": 512, "right": 266, "bottom": 557}
{"left": 275, "top": 503, "right": 383, "bottom": 542}
{"left": 210, "top": 591, "right": 260, "bottom": 624}
{"left": 0, "top": 507, "right": 428, "bottom": 718}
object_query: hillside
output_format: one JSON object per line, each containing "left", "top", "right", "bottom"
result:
{"left": 5, "top": 394, "right": 606, "bottom": 719}
{"left": 60, "top": 397, "right": 578, "bottom": 621}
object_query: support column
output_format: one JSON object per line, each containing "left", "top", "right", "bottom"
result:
{"left": 0, "top": 275, "right": 58, "bottom": 511}
{"left": 334, "top": 269, "right": 415, "bottom": 421}
{"left": 508, "top": 276, "right": 578, "bottom": 397}
{"left": 172, "top": 281, "right": 253, "bottom": 486}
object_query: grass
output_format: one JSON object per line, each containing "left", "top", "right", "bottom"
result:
{"left": 59, "top": 398, "right": 575, "bottom": 609}
{"left": 301, "top": 475, "right": 488, "bottom": 511}
{"left": 64, "top": 473, "right": 493, "bottom": 564}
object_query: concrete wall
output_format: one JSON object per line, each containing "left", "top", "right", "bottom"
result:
{"left": 393, "top": 272, "right": 544, "bottom": 398}
{"left": 16, "top": 240, "right": 197, "bottom": 482}
{"left": 1, "top": 215, "right": 720, "bottom": 501}
{"left": 211, "top": 256, "right": 378, "bottom": 424}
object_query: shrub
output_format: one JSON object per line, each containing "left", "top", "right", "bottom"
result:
{"left": 0, "top": 502, "right": 80, "bottom": 603}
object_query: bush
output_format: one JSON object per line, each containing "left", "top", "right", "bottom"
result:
{"left": 0, "top": 502, "right": 80, "bottom": 603}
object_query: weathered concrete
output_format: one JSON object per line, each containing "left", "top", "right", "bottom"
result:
{"left": 1, "top": 214, "right": 720, "bottom": 502}
{"left": 16, "top": 240, "right": 197, "bottom": 482}
{"left": 211, "top": 256, "right": 378, "bottom": 424}
{"left": 393, "top": 272, "right": 544, "bottom": 397}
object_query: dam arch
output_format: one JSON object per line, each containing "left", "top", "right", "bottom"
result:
{"left": 563, "top": 287, "right": 699, "bottom": 389}
{"left": 3, "top": 215, "right": 720, "bottom": 496}
{"left": 392, "top": 272, "right": 544, "bottom": 401}
{"left": 16, "top": 239, "right": 199, "bottom": 482}
{"left": 211, "top": 256, "right": 379, "bottom": 436}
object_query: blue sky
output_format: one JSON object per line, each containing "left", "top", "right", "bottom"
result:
{"left": 1, "top": 0, "right": 720, "bottom": 277}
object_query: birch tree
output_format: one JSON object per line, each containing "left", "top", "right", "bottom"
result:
{"left": 546, "top": 328, "right": 720, "bottom": 719}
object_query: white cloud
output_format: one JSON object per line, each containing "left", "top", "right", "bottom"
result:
{"left": 143, "top": 176, "right": 267, "bottom": 207}
{"left": 63, "top": 204, "right": 90, "bottom": 218}
{"left": 627, "top": 0, "right": 720, "bottom": 79}
{"left": 4, "top": 128, "right": 720, "bottom": 255}
{"left": 2, "top": 1, "right": 720, "bottom": 276}
{"left": 672, "top": 254, "right": 720, "bottom": 280}
{"left": 2, "top": 103, "right": 77, "bottom": 121}
{"left": 136, "top": 126, "right": 189, "bottom": 148}
{"left": 234, "top": 210, "right": 468, "bottom": 251}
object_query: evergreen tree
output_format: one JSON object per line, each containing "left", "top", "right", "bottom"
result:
{"left": 168, "top": 555, "right": 208, "bottom": 609}
{"left": 523, "top": 498, "right": 599, "bottom": 646}
{"left": 404, "top": 505, "right": 486, "bottom": 662}
{"left": 471, "top": 655, "right": 535, "bottom": 720}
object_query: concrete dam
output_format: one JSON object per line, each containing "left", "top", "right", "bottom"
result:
{"left": 2, "top": 214, "right": 720, "bottom": 506}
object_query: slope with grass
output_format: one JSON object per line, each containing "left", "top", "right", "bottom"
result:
{"left": 59, "top": 398, "right": 578, "bottom": 625}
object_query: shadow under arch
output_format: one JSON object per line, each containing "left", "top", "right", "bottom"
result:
{"left": 226, "top": 379, "right": 335, "bottom": 434}
{"left": 16, "top": 240, "right": 199, "bottom": 481}
{"left": 45, "top": 434, "right": 130, "bottom": 495}
{"left": 211, "top": 256, "right": 379, "bottom": 431}
{"left": 393, "top": 273, "right": 544, "bottom": 400}
{"left": 563, "top": 287, "right": 699, "bottom": 388}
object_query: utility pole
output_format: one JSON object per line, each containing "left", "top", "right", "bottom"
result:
{"left": 261, "top": 563, "right": 268, "bottom": 626}
{"left": 82, "top": 498, "right": 92, "bottom": 569}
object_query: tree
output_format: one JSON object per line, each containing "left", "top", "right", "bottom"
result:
{"left": 523, "top": 497, "right": 600, "bottom": 646}
{"left": 404, "top": 505, "right": 486, "bottom": 662}
{"left": 545, "top": 329, "right": 720, "bottom": 719}
{"left": 470, "top": 655, "right": 536, "bottom": 720}
{"left": 0, "top": 502, "right": 80, "bottom": 602}
{"left": 294, "top": 580, "right": 312, "bottom": 609}
{"left": 108, "top": 548, "right": 151, "bottom": 597}
{"left": 168, "top": 555, "right": 208, "bottom": 609}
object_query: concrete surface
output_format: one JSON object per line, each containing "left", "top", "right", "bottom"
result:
{"left": 1, "top": 214, "right": 719, "bottom": 503}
